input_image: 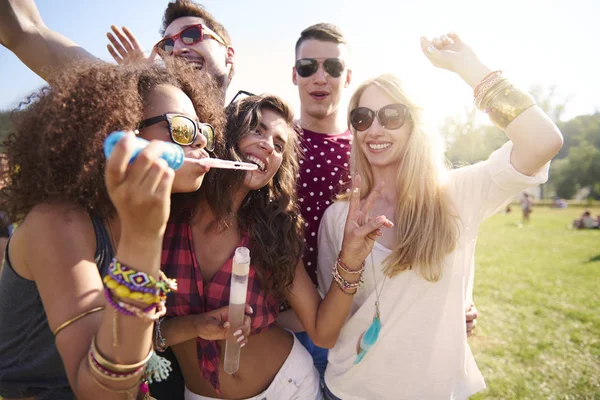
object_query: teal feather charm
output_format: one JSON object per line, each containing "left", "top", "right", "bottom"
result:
{"left": 354, "top": 303, "right": 382, "bottom": 364}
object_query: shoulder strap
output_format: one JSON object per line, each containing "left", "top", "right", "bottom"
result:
{"left": 90, "top": 215, "right": 114, "bottom": 277}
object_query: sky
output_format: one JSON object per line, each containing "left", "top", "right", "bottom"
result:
{"left": 1, "top": 0, "right": 598, "bottom": 126}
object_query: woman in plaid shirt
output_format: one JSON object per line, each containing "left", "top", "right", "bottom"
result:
{"left": 158, "top": 94, "right": 391, "bottom": 400}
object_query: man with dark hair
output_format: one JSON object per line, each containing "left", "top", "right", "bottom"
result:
{"left": 279, "top": 22, "right": 354, "bottom": 382}
{"left": 0, "top": 0, "right": 235, "bottom": 97}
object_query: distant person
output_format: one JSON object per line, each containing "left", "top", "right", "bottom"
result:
{"left": 573, "top": 211, "right": 599, "bottom": 229}
{"left": 520, "top": 192, "right": 533, "bottom": 223}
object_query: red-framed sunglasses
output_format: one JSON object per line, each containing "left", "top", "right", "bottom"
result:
{"left": 154, "top": 24, "right": 227, "bottom": 55}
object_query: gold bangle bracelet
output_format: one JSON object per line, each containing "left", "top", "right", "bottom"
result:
{"left": 88, "top": 351, "right": 143, "bottom": 382}
{"left": 477, "top": 79, "right": 511, "bottom": 110}
{"left": 91, "top": 375, "right": 140, "bottom": 400}
{"left": 53, "top": 306, "right": 105, "bottom": 337}
{"left": 91, "top": 335, "right": 153, "bottom": 373}
{"left": 486, "top": 87, "right": 537, "bottom": 130}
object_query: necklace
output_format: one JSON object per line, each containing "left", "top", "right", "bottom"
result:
{"left": 355, "top": 251, "right": 386, "bottom": 364}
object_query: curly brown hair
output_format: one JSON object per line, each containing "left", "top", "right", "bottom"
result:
{"left": 201, "top": 94, "right": 304, "bottom": 297}
{"left": 0, "top": 58, "right": 225, "bottom": 223}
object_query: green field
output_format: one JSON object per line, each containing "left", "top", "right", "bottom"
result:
{"left": 470, "top": 207, "right": 600, "bottom": 399}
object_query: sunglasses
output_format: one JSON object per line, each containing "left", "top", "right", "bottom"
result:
{"left": 349, "top": 104, "right": 411, "bottom": 131}
{"left": 138, "top": 113, "right": 215, "bottom": 152}
{"left": 155, "top": 24, "right": 226, "bottom": 55}
{"left": 295, "top": 58, "right": 345, "bottom": 78}
{"left": 228, "top": 90, "right": 256, "bottom": 107}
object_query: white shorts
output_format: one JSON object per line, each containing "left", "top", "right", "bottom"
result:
{"left": 184, "top": 331, "right": 321, "bottom": 400}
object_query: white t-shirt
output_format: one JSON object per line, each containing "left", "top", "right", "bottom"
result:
{"left": 317, "top": 142, "right": 549, "bottom": 400}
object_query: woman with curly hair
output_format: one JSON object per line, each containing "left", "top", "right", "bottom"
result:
{"left": 158, "top": 94, "right": 391, "bottom": 400}
{"left": 0, "top": 59, "right": 251, "bottom": 400}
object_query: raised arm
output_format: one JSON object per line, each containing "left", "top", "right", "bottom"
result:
{"left": 421, "top": 33, "right": 563, "bottom": 175}
{"left": 0, "top": 0, "right": 97, "bottom": 81}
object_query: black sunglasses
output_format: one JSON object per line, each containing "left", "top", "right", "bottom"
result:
{"left": 228, "top": 90, "right": 256, "bottom": 107}
{"left": 295, "top": 58, "right": 345, "bottom": 78}
{"left": 138, "top": 113, "right": 215, "bottom": 152}
{"left": 349, "top": 104, "right": 411, "bottom": 131}
{"left": 154, "top": 24, "right": 226, "bottom": 55}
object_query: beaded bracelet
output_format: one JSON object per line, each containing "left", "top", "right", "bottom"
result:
{"left": 108, "top": 258, "right": 177, "bottom": 298}
{"left": 154, "top": 318, "right": 168, "bottom": 352}
{"left": 336, "top": 253, "right": 365, "bottom": 274}
{"left": 104, "top": 276, "right": 162, "bottom": 305}
{"left": 104, "top": 288, "right": 166, "bottom": 321}
{"left": 332, "top": 261, "right": 364, "bottom": 293}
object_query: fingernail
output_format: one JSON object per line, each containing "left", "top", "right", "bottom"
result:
{"left": 241, "top": 343, "right": 246, "bottom": 348}
{"left": 237, "top": 335, "right": 245, "bottom": 343}
{"left": 249, "top": 306, "right": 254, "bottom": 314}
{"left": 233, "top": 329, "right": 242, "bottom": 336}
{"left": 223, "top": 322, "right": 230, "bottom": 328}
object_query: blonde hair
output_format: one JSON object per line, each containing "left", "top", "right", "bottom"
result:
{"left": 346, "top": 73, "right": 458, "bottom": 281}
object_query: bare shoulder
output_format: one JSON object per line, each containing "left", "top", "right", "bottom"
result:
{"left": 10, "top": 203, "right": 97, "bottom": 279}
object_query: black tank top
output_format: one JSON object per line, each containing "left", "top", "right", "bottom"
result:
{"left": 0, "top": 215, "right": 114, "bottom": 399}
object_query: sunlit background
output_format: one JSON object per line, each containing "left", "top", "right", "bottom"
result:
{"left": 1, "top": 0, "right": 598, "bottom": 127}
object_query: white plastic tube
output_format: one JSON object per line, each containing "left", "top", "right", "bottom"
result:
{"left": 223, "top": 247, "right": 250, "bottom": 375}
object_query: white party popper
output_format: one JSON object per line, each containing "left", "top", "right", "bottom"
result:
{"left": 223, "top": 247, "right": 250, "bottom": 375}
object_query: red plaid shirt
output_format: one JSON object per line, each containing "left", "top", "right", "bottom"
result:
{"left": 161, "top": 209, "right": 279, "bottom": 392}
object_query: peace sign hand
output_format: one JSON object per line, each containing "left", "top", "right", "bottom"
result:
{"left": 339, "top": 175, "right": 394, "bottom": 270}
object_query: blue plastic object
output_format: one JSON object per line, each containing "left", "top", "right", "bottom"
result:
{"left": 103, "top": 131, "right": 185, "bottom": 170}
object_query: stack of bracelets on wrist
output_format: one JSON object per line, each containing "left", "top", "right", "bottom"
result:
{"left": 95, "top": 257, "right": 178, "bottom": 398}
{"left": 332, "top": 253, "right": 365, "bottom": 295}
{"left": 473, "top": 70, "right": 537, "bottom": 130}
{"left": 89, "top": 335, "right": 153, "bottom": 400}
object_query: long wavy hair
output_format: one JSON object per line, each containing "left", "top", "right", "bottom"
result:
{"left": 346, "top": 73, "right": 458, "bottom": 282}
{"left": 0, "top": 58, "right": 224, "bottom": 222}
{"left": 201, "top": 94, "right": 304, "bottom": 296}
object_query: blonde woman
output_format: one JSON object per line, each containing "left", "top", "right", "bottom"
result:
{"left": 317, "top": 33, "right": 563, "bottom": 400}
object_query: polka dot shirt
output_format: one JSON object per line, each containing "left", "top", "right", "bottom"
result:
{"left": 297, "top": 128, "right": 352, "bottom": 285}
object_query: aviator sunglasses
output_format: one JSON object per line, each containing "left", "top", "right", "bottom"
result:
{"left": 154, "top": 24, "right": 226, "bottom": 55}
{"left": 349, "top": 104, "right": 411, "bottom": 131}
{"left": 295, "top": 58, "right": 345, "bottom": 78}
{"left": 138, "top": 113, "right": 215, "bottom": 152}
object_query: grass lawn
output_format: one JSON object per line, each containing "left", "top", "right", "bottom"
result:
{"left": 470, "top": 206, "right": 600, "bottom": 399}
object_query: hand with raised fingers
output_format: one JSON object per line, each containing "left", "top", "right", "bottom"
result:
{"left": 193, "top": 305, "right": 253, "bottom": 346}
{"left": 104, "top": 131, "right": 174, "bottom": 240}
{"left": 106, "top": 25, "right": 157, "bottom": 65}
{"left": 339, "top": 175, "right": 394, "bottom": 269}
{"left": 420, "top": 32, "right": 478, "bottom": 74}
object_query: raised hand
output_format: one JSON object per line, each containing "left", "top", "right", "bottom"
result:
{"left": 340, "top": 175, "right": 394, "bottom": 269}
{"left": 104, "top": 132, "right": 174, "bottom": 240}
{"left": 420, "top": 32, "right": 480, "bottom": 74}
{"left": 106, "top": 25, "right": 156, "bottom": 65}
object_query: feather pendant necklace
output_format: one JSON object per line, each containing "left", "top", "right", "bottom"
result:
{"left": 355, "top": 252, "right": 386, "bottom": 364}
